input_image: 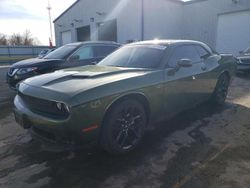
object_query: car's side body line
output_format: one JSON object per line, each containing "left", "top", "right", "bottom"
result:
{"left": 102, "top": 91, "right": 151, "bottom": 125}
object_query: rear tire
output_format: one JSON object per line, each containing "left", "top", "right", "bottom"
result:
{"left": 212, "top": 74, "right": 230, "bottom": 105}
{"left": 100, "top": 99, "right": 147, "bottom": 154}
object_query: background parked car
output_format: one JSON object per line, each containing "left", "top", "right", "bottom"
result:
{"left": 14, "top": 40, "right": 237, "bottom": 154}
{"left": 38, "top": 48, "right": 56, "bottom": 59}
{"left": 6, "top": 41, "right": 121, "bottom": 89}
{"left": 236, "top": 46, "right": 250, "bottom": 74}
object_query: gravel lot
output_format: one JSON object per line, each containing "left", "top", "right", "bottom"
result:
{"left": 1, "top": 65, "right": 250, "bottom": 188}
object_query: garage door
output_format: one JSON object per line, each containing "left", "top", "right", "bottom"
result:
{"left": 98, "top": 19, "right": 117, "bottom": 42}
{"left": 216, "top": 10, "right": 250, "bottom": 56}
{"left": 77, "top": 26, "right": 90, "bottom": 41}
{"left": 61, "top": 31, "right": 72, "bottom": 45}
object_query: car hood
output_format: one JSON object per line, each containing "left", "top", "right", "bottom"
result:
{"left": 19, "top": 65, "right": 154, "bottom": 105}
{"left": 238, "top": 54, "right": 250, "bottom": 59}
{"left": 12, "top": 58, "right": 61, "bottom": 68}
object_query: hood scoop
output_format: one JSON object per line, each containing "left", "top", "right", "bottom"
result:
{"left": 71, "top": 70, "right": 124, "bottom": 79}
{"left": 71, "top": 74, "right": 91, "bottom": 79}
{"left": 71, "top": 71, "right": 107, "bottom": 78}
{"left": 43, "top": 75, "right": 75, "bottom": 86}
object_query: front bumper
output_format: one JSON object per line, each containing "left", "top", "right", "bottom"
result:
{"left": 6, "top": 74, "right": 22, "bottom": 89}
{"left": 236, "top": 57, "right": 250, "bottom": 73}
{"left": 236, "top": 63, "right": 250, "bottom": 73}
{"left": 6, "top": 70, "right": 39, "bottom": 89}
{"left": 14, "top": 95, "right": 100, "bottom": 150}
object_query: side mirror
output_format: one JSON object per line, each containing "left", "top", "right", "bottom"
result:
{"left": 177, "top": 59, "right": 193, "bottom": 67}
{"left": 69, "top": 54, "right": 80, "bottom": 61}
{"left": 239, "top": 50, "right": 244, "bottom": 55}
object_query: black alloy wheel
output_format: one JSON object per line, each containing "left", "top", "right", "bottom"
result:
{"left": 101, "top": 99, "right": 147, "bottom": 154}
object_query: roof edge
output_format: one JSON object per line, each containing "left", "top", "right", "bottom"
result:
{"left": 53, "top": 0, "right": 80, "bottom": 23}
{"left": 53, "top": 0, "right": 208, "bottom": 23}
{"left": 182, "top": 0, "right": 208, "bottom": 5}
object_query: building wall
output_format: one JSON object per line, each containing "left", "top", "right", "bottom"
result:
{"left": 54, "top": 0, "right": 183, "bottom": 46}
{"left": 54, "top": 0, "right": 250, "bottom": 50}
{"left": 144, "top": 0, "right": 183, "bottom": 40}
{"left": 182, "top": 0, "right": 250, "bottom": 49}
{"left": 54, "top": 0, "right": 142, "bottom": 46}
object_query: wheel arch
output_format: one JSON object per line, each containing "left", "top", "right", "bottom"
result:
{"left": 218, "top": 70, "right": 231, "bottom": 81}
{"left": 101, "top": 92, "right": 151, "bottom": 128}
{"left": 99, "top": 92, "right": 150, "bottom": 152}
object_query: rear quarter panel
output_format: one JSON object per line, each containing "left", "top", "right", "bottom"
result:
{"left": 218, "top": 54, "right": 237, "bottom": 79}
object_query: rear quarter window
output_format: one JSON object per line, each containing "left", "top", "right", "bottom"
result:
{"left": 168, "top": 45, "right": 201, "bottom": 67}
{"left": 93, "top": 45, "right": 119, "bottom": 57}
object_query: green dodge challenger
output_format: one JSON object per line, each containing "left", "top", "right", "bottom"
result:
{"left": 14, "top": 40, "right": 236, "bottom": 154}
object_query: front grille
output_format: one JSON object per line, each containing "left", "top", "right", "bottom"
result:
{"left": 19, "top": 92, "right": 69, "bottom": 118}
{"left": 240, "top": 59, "right": 250, "bottom": 64}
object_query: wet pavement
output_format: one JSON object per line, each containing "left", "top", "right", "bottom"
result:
{"left": 1, "top": 66, "right": 250, "bottom": 188}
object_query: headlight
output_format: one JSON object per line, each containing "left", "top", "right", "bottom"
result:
{"left": 237, "top": 58, "right": 242, "bottom": 64}
{"left": 16, "top": 67, "right": 38, "bottom": 75}
{"left": 56, "top": 102, "right": 70, "bottom": 113}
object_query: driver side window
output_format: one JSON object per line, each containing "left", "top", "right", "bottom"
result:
{"left": 168, "top": 45, "right": 201, "bottom": 68}
{"left": 71, "top": 46, "right": 93, "bottom": 61}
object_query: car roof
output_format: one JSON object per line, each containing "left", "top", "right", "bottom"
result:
{"left": 66, "top": 41, "right": 121, "bottom": 47}
{"left": 129, "top": 40, "right": 206, "bottom": 47}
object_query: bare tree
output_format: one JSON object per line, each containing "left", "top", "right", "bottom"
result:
{"left": 0, "top": 33, "right": 8, "bottom": 45}
{"left": 8, "top": 30, "right": 41, "bottom": 46}
{"left": 23, "top": 30, "right": 34, "bottom": 45}
{"left": 9, "top": 33, "right": 23, "bottom": 45}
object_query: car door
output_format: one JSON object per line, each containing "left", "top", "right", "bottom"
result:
{"left": 65, "top": 45, "right": 97, "bottom": 68}
{"left": 92, "top": 45, "right": 119, "bottom": 62}
{"left": 194, "top": 45, "right": 221, "bottom": 99}
{"left": 63, "top": 45, "right": 119, "bottom": 69}
{"left": 163, "top": 45, "right": 204, "bottom": 116}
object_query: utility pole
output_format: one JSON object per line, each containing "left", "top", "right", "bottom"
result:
{"left": 141, "top": 0, "right": 144, "bottom": 41}
{"left": 47, "top": 0, "right": 53, "bottom": 46}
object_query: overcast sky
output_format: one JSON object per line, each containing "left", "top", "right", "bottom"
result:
{"left": 0, "top": 0, "right": 76, "bottom": 45}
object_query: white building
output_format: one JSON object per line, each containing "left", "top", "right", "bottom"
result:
{"left": 53, "top": 0, "right": 250, "bottom": 55}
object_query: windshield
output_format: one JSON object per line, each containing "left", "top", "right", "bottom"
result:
{"left": 98, "top": 45, "right": 166, "bottom": 68}
{"left": 244, "top": 47, "right": 250, "bottom": 54}
{"left": 39, "top": 50, "right": 48, "bottom": 55}
{"left": 44, "top": 45, "right": 78, "bottom": 59}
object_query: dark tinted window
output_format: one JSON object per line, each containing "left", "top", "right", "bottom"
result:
{"left": 71, "top": 46, "right": 93, "bottom": 60}
{"left": 93, "top": 45, "right": 118, "bottom": 57}
{"left": 195, "top": 45, "right": 211, "bottom": 59}
{"left": 168, "top": 45, "right": 201, "bottom": 67}
{"left": 39, "top": 49, "right": 49, "bottom": 55}
{"left": 244, "top": 47, "right": 250, "bottom": 54}
{"left": 98, "top": 45, "right": 166, "bottom": 68}
{"left": 44, "top": 45, "right": 77, "bottom": 59}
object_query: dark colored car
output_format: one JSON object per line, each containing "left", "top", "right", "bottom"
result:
{"left": 14, "top": 40, "right": 236, "bottom": 154}
{"left": 6, "top": 41, "right": 121, "bottom": 89}
{"left": 236, "top": 46, "right": 250, "bottom": 74}
{"left": 38, "top": 48, "right": 56, "bottom": 59}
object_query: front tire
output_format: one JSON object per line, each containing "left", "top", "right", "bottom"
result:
{"left": 212, "top": 74, "right": 230, "bottom": 105}
{"left": 100, "top": 99, "right": 147, "bottom": 154}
